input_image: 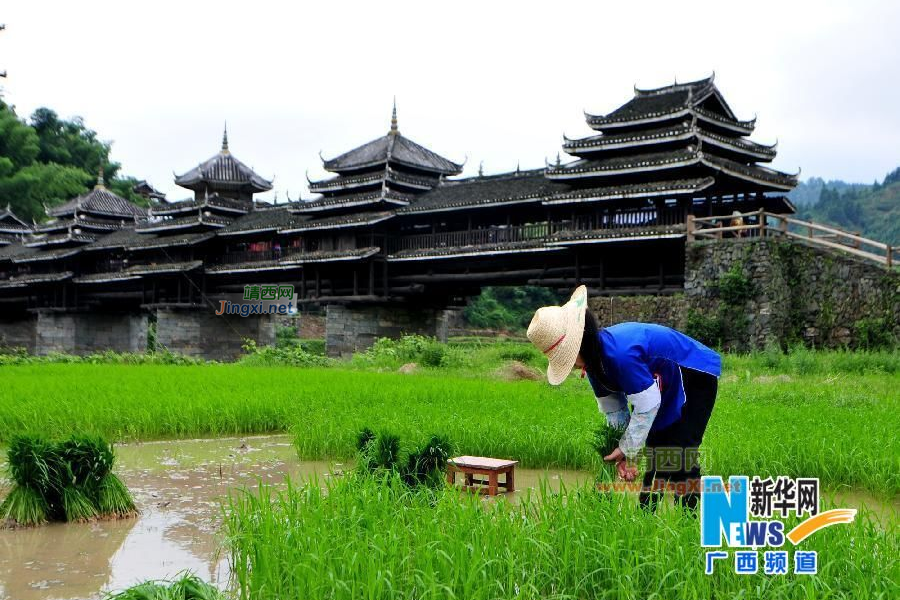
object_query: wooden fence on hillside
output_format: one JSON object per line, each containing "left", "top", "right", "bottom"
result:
{"left": 687, "top": 209, "right": 895, "bottom": 269}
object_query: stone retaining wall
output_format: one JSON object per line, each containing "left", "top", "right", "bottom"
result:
{"left": 325, "top": 305, "right": 458, "bottom": 357}
{"left": 156, "top": 308, "right": 275, "bottom": 360}
{"left": 588, "top": 239, "right": 899, "bottom": 350}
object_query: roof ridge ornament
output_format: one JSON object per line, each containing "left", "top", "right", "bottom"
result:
{"left": 95, "top": 163, "right": 106, "bottom": 190}
{"left": 221, "top": 122, "right": 230, "bottom": 154}
{"left": 478, "top": 161, "right": 484, "bottom": 177}
{"left": 390, "top": 97, "right": 398, "bottom": 134}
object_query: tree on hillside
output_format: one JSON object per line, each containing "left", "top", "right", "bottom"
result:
{"left": 0, "top": 102, "right": 146, "bottom": 221}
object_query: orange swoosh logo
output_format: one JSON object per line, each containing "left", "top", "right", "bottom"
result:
{"left": 787, "top": 509, "right": 857, "bottom": 545}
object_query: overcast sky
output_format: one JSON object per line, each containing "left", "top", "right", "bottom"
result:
{"left": 2, "top": 1, "right": 899, "bottom": 202}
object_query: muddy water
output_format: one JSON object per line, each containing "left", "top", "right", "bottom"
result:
{"left": 0, "top": 435, "right": 588, "bottom": 600}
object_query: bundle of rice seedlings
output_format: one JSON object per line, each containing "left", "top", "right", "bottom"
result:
{"left": 7, "top": 435, "right": 57, "bottom": 496}
{"left": 107, "top": 572, "right": 226, "bottom": 600}
{"left": 356, "top": 429, "right": 401, "bottom": 474}
{"left": 371, "top": 432, "right": 401, "bottom": 471}
{"left": 402, "top": 434, "right": 453, "bottom": 487}
{"left": 61, "top": 485, "right": 98, "bottom": 522}
{"left": 58, "top": 434, "right": 114, "bottom": 491}
{"left": 591, "top": 423, "right": 627, "bottom": 458}
{"left": 355, "top": 427, "right": 376, "bottom": 452}
{"left": 0, "top": 485, "right": 48, "bottom": 526}
{"left": 97, "top": 473, "right": 137, "bottom": 517}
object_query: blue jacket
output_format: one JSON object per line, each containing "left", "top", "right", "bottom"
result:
{"left": 586, "top": 322, "right": 721, "bottom": 431}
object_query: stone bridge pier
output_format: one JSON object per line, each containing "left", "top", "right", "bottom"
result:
{"left": 155, "top": 307, "right": 276, "bottom": 361}
{"left": 325, "top": 304, "right": 460, "bottom": 358}
{"left": 0, "top": 310, "right": 149, "bottom": 355}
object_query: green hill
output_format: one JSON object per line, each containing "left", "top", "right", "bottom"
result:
{"left": 791, "top": 167, "right": 900, "bottom": 246}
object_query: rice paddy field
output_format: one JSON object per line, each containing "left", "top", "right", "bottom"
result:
{"left": 1, "top": 344, "right": 898, "bottom": 599}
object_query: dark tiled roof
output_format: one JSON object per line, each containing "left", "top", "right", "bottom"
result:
{"left": 0, "top": 271, "right": 73, "bottom": 288}
{"left": 0, "top": 206, "right": 31, "bottom": 233}
{"left": 136, "top": 214, "right": 233, "bottom": 233}
{"left": 546, "top": 149, "right": 700, "bottom": 179}
{"left": 0, "top": 242, "right": 34, "bottom": 261}
{"left": 308, "top": 167, "right": 440, "bottom": 194}
{"left": 296, "top": 189, "right": 414, "bottom": 213}
{"left": 308, "top": 171, "right": 385, "bottom": 193}
{"left": 12, "top": 246, "right": 82, "bottom": 263}
{"left": 563, "top": 123, "right": 695, "bottom": 153}
{"left": 126, "top": 231, "right": 216, "bottom": 251}
{"left": 133, "top": 180, "right": 166, "bottom": 200}
{"left": 206, "top": 247, "right": 380, "bottom": 274}
{"left": 73, "top": 260, "right": 203, "bottom": 284}
{"left": 388, "top": 240, "right": 559, "bottom": 261}
{"left": 0, "top": 234, "right": 24, "bottom": 246}
{"left": 151, "top": 195, "right": 253, "bottom": 216}
{"left": 548, "top": 223, "right": 687, "bottom": 244}
{"left": 34, "top": 215, "right": 126, "bottom": 234}
{"left": 218, "top": 206, "right": 306, "bottom": 236}
{"left": 543, "top": 178, "right": 715, "bottom": 205}
{"left": 584, "top": 76, "right": 755, "bottom": 133}
{"left": 81, "top": 227, "right": 216, "bottom": 252}
{"left": 398, "top": 170, "right": 569, "bottom": 214}
{"left": 700, "top": 154, "right": 797, "bottom": 190}
{"left": 81, "top": 227, "right": 145, "bottom": 251}
{"left": 280, "top": 211, "right": 393, "bottom": 233}
{"left": 47, "top": 186, "right": 148, "bottom": 219}
{"left": 323, "top": 132, "right": 462, "bottom": 175}
{"left": 174, "top": 150, "right": 272, "bottom": 193}
{"left": 24, "top": 232, "right": 97, "bottom": 247}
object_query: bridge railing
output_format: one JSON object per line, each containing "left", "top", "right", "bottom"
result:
{"left": 215, "top": 246, "right": 306, "bottom": 264}
{"left": 688, "top": 209, "right": 895, "bottom": 268}
{"left": 388, "top": 206, "right": 681, "bottom": 254}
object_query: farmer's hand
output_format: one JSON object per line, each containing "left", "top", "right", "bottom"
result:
{"left": 603, "top": 448, "right": 638, "bottom": 481}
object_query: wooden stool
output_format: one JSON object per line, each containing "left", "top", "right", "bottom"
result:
{"left": 447, "top": 456, "right": 518, "bottom": 496}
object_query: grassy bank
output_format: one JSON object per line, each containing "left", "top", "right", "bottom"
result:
{"left": 225, "top": 476, "right": 898, "bottom": 600}
{"left": 0, "top": 362, "right": 897, "bottom": 495}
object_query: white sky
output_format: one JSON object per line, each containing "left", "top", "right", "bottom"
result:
{"left": 2, "top": 0, "right": 899, "bottom": 203}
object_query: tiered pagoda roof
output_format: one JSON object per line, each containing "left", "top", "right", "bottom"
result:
{"left": 300, "top": 101, "right": 463, "bottom": 214}
{"left": 139, "top": 129, "right": 265, "bottom": 236}
{"left": 549, "top": 74, "right": 797, "bottom": 195}
{"left": 173, "top": 127, "right": 273, "bottom": 198}
{"left": 0, "top": 205, "right": 31, "bottom": 245}
{"left": 26, "top": 171, "right": 146, "bottom": 249}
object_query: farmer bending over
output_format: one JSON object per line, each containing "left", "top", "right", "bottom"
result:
{"left": 527, "top": 285, "right": 721, "bottom": 510}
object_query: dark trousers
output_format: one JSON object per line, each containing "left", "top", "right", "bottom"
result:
{"left": 639, "top": 367, "right": 718, "bottom": 511}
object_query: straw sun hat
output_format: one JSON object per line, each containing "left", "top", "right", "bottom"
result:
{"left": 526, "top": 285, "right": 588, "bottom": 385}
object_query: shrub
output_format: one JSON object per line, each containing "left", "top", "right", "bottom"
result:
{"left": 685, "top": 309, "right": 723, "bottom": 348}
{"left": 419, "top": 343, "right": 447, "bottom": 367}
{"left": 717, "top": 263, "right": 753, "bottom": 306}
{"left": 854, "top": 317, "right": 896, "bottom": 350}
{"left": 240, "top": 340, "right": 332, "bottom": 367}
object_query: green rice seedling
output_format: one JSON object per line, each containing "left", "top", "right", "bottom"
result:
{"left": 6, "top": 434, "right": 58, "bottom": 496}
{"left": 1, "top": 360, "right": 898, "bottom": 495}
{"left": 0, "top": 484, "right": 48, "bottom": 526}
{"left": 358, "top": 431, "right": 401, "bottom": 473}
{"left": 58, "top": 434, "right": 115, "bottom": 492}
{"left": 354, "top": 427, "right": 376, "bottom": 452}
{"left": 402, "top": 434, "right": 453, "bottom": 487}
{"left": 61, "top": 485, "right": 98, "bottom": 522}
{"left": 97, "top": 473, "right": 137, "bottom": 517}
{"left": 590, "top": 422, "right": 626, "bottom": 458}
{"left": 106, "top": 571, "right": 226, "bottom": 600}
{"left": 225, "top": 476, "right": 899, "bottom": 600}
